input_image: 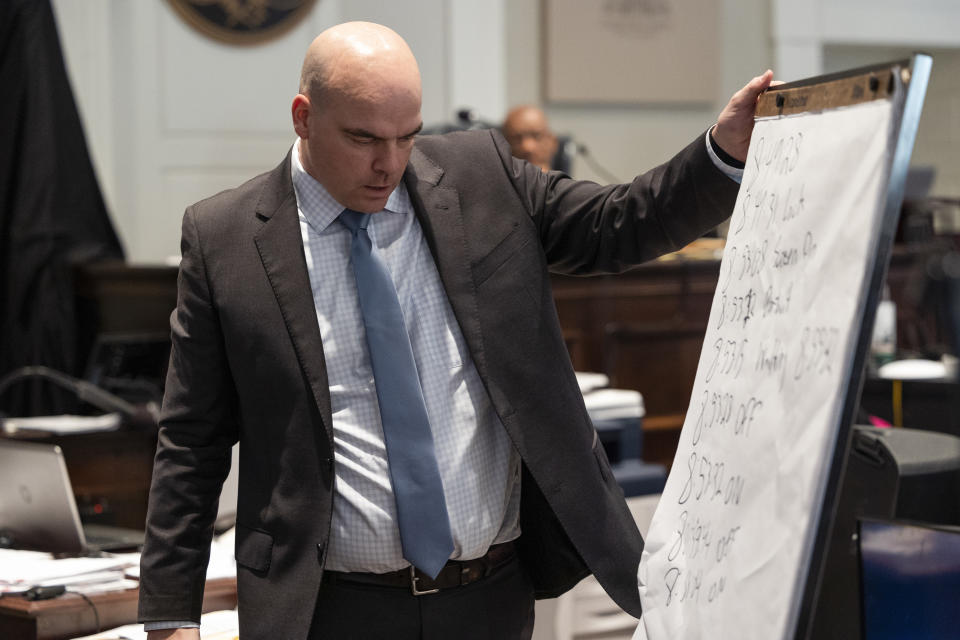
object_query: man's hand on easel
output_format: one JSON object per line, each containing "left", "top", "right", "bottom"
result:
{"left": 712, "top": 70, "right": 776, "bottom": 163}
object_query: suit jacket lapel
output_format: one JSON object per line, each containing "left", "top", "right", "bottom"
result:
{"left": 247, "top": 146, "right": 486, "bottom": 444}
{"left": 404, "top": 147, "right": 489, "bottom": 380}
{"left": 253, "top": 152, "right": 334, "bottom": 444}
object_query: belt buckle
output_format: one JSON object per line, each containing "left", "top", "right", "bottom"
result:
{"left": 410, "top": 566, "right": 439, "bottom": 596}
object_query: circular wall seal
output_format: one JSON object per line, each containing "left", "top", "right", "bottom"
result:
{"left": 167, "top": 0, "right": 318, "bottom": 46}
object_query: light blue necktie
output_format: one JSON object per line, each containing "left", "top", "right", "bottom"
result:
{"left": 339, "top": 209, "right": 455, "bottom": 579}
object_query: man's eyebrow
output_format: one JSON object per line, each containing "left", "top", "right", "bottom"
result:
{"left": 343, "top": 123, "right": 423, "bottom": 140}
{"left": 343, "top": 128, "right": 381, "bottom": 140}
{"left": 403, "top": 123, "right": 424, "bottom": 138}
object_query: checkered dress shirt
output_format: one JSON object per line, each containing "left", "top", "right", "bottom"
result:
{"left": 291, "top": 141, "right": 521, "bottom": 573}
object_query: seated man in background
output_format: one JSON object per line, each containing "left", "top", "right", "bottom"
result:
{"left": 501, "top": 105, "right": 559, "bottom": 172}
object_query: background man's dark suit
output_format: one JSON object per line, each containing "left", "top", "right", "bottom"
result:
{"left": 138, "top": 128, "right": 738, "bottom": 638}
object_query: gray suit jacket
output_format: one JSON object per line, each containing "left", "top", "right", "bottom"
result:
{"left": 138, "top": 129, "right": 738, "bottom": 638}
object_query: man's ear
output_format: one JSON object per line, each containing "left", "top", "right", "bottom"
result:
{"left": 292, "top": 94, "right": 311, "bottom": 138}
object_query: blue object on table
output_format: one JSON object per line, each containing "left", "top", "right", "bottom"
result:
{"left": 860, "top": 518, "right": 960, "bottom": 640}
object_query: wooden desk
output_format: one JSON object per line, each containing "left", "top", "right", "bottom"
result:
{"left": 550, "top": 248, "right": 931, "bottom": 469}
{"left": 0, "top": 578, "right": 237, "bottom": 640}
{"left": 73, "top": 262, "right": 179, "bottom": 370}
{"left": 552, "top": 259, "right": 719, "bottom": 469}
{"left": 67, "top": 251, "right": 937, "bottom": 473}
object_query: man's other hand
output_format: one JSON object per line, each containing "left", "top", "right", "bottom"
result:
{"left": 146, "top": 629, "right": 200, "bottom": 640}
{"left": 712, "top": 70, "right": 775, "bottom": 163}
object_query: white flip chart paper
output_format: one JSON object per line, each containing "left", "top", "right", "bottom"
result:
{"left": 635, "top": 98, "right": 894, "bottom": 640}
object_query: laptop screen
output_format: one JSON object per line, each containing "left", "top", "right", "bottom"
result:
{"left": 859, "top": 518, "right": 960, "bottom": 639}
{"left": 0, "top": 439, "right": 87, "bottom": 553}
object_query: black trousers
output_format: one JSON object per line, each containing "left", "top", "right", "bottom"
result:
{"left": 309, "top": 556, "right": 536, "bottom": 639}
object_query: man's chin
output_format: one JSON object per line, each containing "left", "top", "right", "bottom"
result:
{"left": 348, "top": 202, "right": 387, "bottom": 214}
{"left": 350, "top": 196, "right": 391, "bottom": 213}
{"left": 343, "top": 187, "right": 394, "bottom": 213}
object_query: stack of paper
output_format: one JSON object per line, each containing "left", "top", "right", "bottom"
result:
{"left": 123, "top": 527, "right": 237, "bottom": 581}
{"left": 583, "top": 388, "right": 645, "bottom": 421}
{"left": 0, "top": 548, "right": 136, "bottom": 595}
{"left": 1, "top": 413, "right": 122, "bottom": 435}
{"left": 575, "top": 371, "right": 610, "bottom": 394}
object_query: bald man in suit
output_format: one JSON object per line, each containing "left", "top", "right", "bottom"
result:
{"left": 138, "top": 21, "right": 772, "bottom": 640}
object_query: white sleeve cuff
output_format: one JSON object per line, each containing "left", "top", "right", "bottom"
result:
{"left": 705, "top": 129, "right": 744, "bottom": 184}
{"left": 144, "top": 620, "right": 201, "bottom": 631}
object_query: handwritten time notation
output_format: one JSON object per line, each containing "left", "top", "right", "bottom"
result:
{"left": 659, "top": 123, "right": 844, "bottom": 610}
{"left": 637, "top": 85, "right": 898, "bottom": 640}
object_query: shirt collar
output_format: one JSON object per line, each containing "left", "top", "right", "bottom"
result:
{"left": 291, "top": 139, "right": 413, "bottom": 234}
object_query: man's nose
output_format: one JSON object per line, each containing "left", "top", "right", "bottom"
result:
{"left": 373, "top": 144, "right": 403, "bottom": 174}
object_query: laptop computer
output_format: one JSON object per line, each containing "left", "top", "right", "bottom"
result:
{"left": 0, "top": 439, "right": 144, "bottom": 554}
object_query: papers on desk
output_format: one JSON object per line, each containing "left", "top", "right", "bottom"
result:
{"left": 878, "top": 358, "right": 949, "bottom": 380}
{"left": 583, "top": 388, "right": 645, "bottom": 421}
{"left": 73, "top": 608, "right": 240, "bottom": 640}
{"left": 575, "top": 371, "right": 610, "bottom": 394}
{"left": 123, "top": 527, "right": 237, "bottom": 581}
{"left": 1, "top": 531, "right": 239, "bottom": 638}
{"left": 1, "top": 412, "right": 122, "bottom": 435}
{"left": 0, "top": 548, "right": 134, "bottom": 595}
{"left": 575, "top": 371, "right": 645, "bottom": 420}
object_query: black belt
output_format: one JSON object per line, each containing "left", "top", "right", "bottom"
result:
{"left": 322, "top": 541, "right": 517, "bottom": 596}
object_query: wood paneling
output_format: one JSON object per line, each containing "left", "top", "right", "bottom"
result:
{"left": 551, "top": 249, "right": 931, "bottom": 469}
{"left": 552, "top": 260, "right": 720, "bottom": 469}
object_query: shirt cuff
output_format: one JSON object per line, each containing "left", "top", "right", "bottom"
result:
{"left": 144, "top": 620, "right": 201, "bottom": 631}
{"left": 705, "top": 128, "right": 745, "bottom": 184}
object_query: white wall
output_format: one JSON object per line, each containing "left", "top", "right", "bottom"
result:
{"left": 771, "top": 0, "right": 960, "bottom": 198}
{"left": 52, "top": 0, "right": 960, "bottom": 262}
{"left": 52, "top": 0, "right": 506, "bottom": 263}
{"left": 506, "top": 0, "right": 960, "bottom": 197}
{"left": 772, "top": 0, "right": 960, "bottom": 80}
{"left": 504, "top": 0, "right": 773, "bottom": 186}
{"left": 824, "top": 45, "right": 960, "bottom": 198}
